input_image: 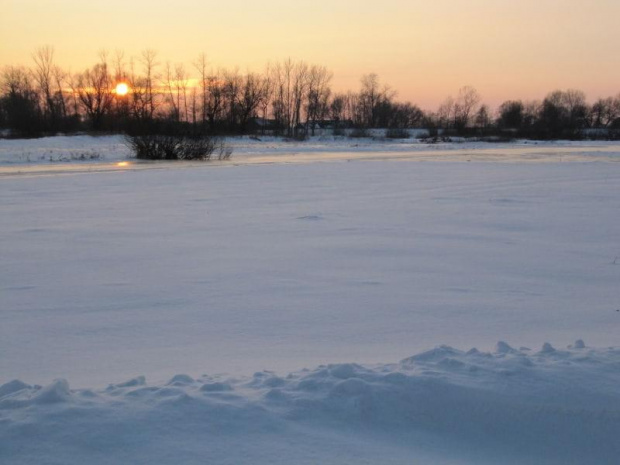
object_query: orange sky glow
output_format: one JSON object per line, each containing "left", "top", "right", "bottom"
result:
{"left": 1, "top": 0, "right": 619, "bottom": 110}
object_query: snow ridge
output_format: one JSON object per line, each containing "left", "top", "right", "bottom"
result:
{"left": 1, "top": 341, "right": 619, "bottom": 465}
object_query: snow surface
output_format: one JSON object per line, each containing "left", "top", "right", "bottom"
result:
{"left": 1, "top": 135, "right": 619, "bottom": 464}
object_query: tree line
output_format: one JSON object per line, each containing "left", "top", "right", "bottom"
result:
{"left": 1, "top": 47, "right": 620, "bottom": 140}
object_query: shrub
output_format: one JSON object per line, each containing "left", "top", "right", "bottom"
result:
{"left": 124, "top": 120, "right": 222, "bottom": 160}
{"left": 126, "top": 133, "right": 217, "bottom": 160}
{"left": 215, "top": 139, "right": 233, "bottom": 160}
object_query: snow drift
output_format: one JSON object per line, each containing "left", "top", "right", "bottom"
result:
{"left": 2, "top": 341, "right": 619, "bottom": 465}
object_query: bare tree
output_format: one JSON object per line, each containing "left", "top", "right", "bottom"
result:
{"left": 51, "top": 65, "right": 67, "bottom": 121}
{"left": 205, "top": 69, "right": 224, "bottom": 131}
{"left": 523, "top": 100, "right": 541, "bottom": 129}
{"left": 237, "top": 72, "right": 269, "bottom": 132}
{"left": 591, "top": 96, "right": 620, "bottom": 128}
{"left": 453, "top": 86, "right": 480, "bottom": 129}
{"left": 32, "top": 46, "right": 69, "bottom": 128}
{"left": 191, "top": 87, "right": 199, "bottom": 124}
{"left": 113, "top": 50, "right": 126, "bottom": 83}
{"left": 291, "top": 61, "right": 308, "bottom": 136}
{"left": 223, "top": 68, "right": 242, "bottom": 130}
{"left": 257, "top": 64, "right": 273, "bottom": 135}
{"left": 346, "top": 91, "right": 364, "bottom": 127}
{"left": 330, "top": 92, "right": 347, "bottom": 131}
{"left": 2, "top": 66, "right": 33, "bottom": 96}
{"left": 270, "top": 58, "right": 308, "bottom": 136}
{"left": 32, "top": 46, "right": 55, "bottom": 119}
{"left": 140, "top": 49, "right": 158, "bottom": 119}
{"left": 163, "top": 62, "right": 178, "bottom": 121}
{"left": 76, "top": 56, "right": 114, "bottom": 130}
{"left": 358, "top": 73, "right": 396, "bottom": 128}
{"left": 305, "top": 65, "right": 332, "bottom": 135}
{"left": 497, "top": 100, "right": 524, "bottom": 129}
{"left": 111, "top": 50, "right": 129, "bottom": 121}
{"left": 66, "top": 72, "right": 81, "bottom": 118}
{"left": 611, "top": 94, "right": 620, "bottom": 127}
{"left": 360, "top": 73, "right": 379, "bottom": 127}
{"left": 386, "top": 102, "right": 424, "bottom": 129}
{"left": 176, "top": 64, "right": 189, "bottom": 122}
{"left": 163, "top": 63, "right": 188, "bottom": 121}
{"left": 194, "top": 53, "right": 208, "bottom": 127}
{"left": 270, "top": 61, "right": 288, "bottom": 134}
{"left": 1, "top": 66, "right": 42, "bottom": 135}
{"left": 126, "top": 57, "right": 148, "bottom": 120}
{"left": 563, "top": 89, "right": 588, "bottom": 129}
{"left": 540, "top": 89, "right": 587, "bottom": 137}
{"left": 474, "top": 104, "right": 491, "bottom": 129}
{"left": 436, "top": 96, "right": 454, "bottom": 129}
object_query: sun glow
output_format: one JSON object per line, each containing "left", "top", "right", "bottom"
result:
{"left": 116, "top": 161, "right": 129, "bottom": 167}
{"left": 115, "top": 83, "right": 129, "bottom": 96}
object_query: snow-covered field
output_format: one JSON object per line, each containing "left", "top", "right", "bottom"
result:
{"left": 1, "top": 136, "right": 619, "bottom": 464}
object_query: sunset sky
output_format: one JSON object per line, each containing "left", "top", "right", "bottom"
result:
{"left": 1, "top": 0, "right": 619, "bottom": 109}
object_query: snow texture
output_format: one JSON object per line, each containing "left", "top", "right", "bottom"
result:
{"left": 1, "top": 343, "right": 619, "bottom": 465}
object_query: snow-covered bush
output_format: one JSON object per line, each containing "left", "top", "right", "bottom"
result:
{"left": 125, "top": 133, "right": 217, "bottom": 160}
{"left": 215, "top": 139, "right": 233, "bottom": 160}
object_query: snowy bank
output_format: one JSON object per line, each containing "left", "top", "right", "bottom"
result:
{"left": 1, "top": 135, "right": 620, "bottom": 171}
{"left": 1, "top": 342, "right": 619, "bottom": 465}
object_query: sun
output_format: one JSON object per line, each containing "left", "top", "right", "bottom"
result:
{"left": 115, "top": 83, "right": 129, "bottom": 96}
